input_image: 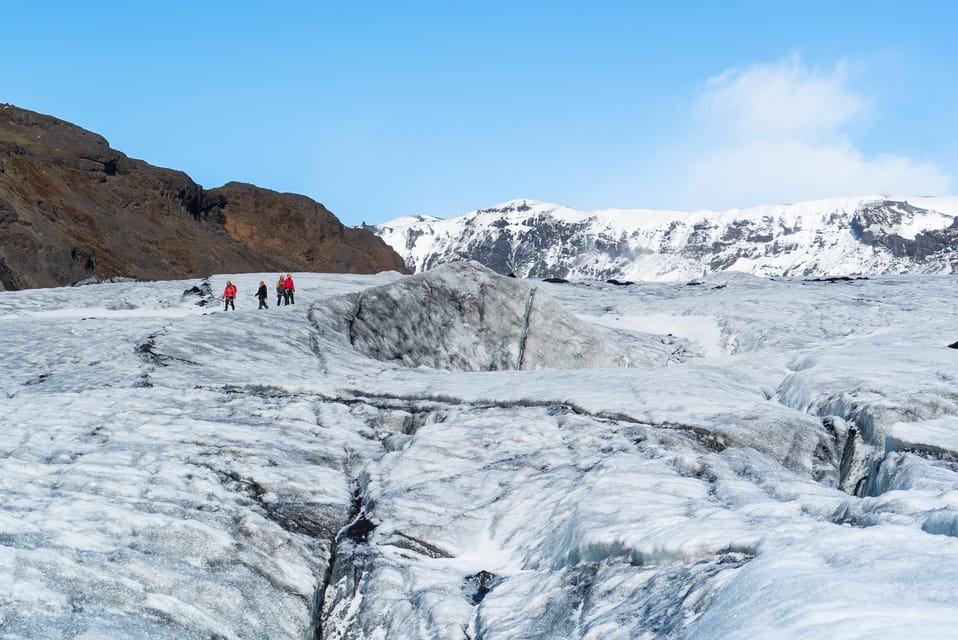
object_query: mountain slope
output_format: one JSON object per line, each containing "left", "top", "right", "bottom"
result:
{"left": 375, "top": 196, "right": 958, "bottom": 280}
{"left": 0, "top": 104, "right": 405, "bottom": 290}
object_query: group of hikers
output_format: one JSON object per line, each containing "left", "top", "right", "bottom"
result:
{"left": 221, "top": 274, "right": 295, "bottom": 311}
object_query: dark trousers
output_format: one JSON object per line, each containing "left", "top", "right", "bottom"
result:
{"left": 257, "top": 297, "right": 268, "bottom": 309}
{"left": 284, "top": 289, "right": 294, "bottom": 305}
{"left": 276, "top": 291, "right": 283, "bottom": 306}
{"left": 224, "top": 297, "right": 235, "bottom": 311}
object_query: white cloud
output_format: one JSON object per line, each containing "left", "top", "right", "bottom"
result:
{"left": 663, "top": 54, "right": 954, "bottom": 208}
{"left": 694, "top": 54, "right": 866, "bottom": 143}
{"left": 685, "top": 140, "right": 953, "bottom": 207}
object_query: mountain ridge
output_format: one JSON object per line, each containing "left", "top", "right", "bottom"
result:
{"left": 375, "top": 195, "right": 958, "bottom": 280}
{"left": 0, "top": 104, "right": 406, "bottom": 290}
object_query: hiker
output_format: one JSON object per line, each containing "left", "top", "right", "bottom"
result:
{"left": 222, "top": 280, "right": 237, "bottom": 311}
{"left": 275, "top": 275, "right": 285, "bottom": 306}
{"left": 255, "top": 280, "right": 269, "bottom": 309}
{"left": 283, "top": 273, "right": 295, "bottom": 305}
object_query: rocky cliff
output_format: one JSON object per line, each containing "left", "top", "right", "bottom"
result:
{"left": 0, "top": 104, "right": 405, "bottom": 290}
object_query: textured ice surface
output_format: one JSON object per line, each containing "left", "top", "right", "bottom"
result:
{"left": 309, "top": 261, "right": 628, "bottom": 371}
{"left": 1, "top": 267, "right": 957, "bottom": 638}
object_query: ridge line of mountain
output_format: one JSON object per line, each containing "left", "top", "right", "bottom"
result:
{"left": 374, "top": 195, "right": 958, "bottom": 280}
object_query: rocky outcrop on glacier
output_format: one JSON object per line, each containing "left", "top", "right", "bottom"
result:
{"left": 375, "top": 196, "right": 958, "bottom": 281}
{"left": 309, "top": 261, "right": 628, "bottom": 371}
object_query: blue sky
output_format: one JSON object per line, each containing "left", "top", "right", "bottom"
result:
{"left": 3, "top": 1, "right": 957, "bottom": 225}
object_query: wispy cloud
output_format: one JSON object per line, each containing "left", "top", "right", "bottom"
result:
{"left": 694, "top": 54, "right": 866, "bottom": 143}
{"left": 662, "top": 54, "right": 953, "bottom": 208}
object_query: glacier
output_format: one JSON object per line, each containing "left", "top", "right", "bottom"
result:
{"left": 0, "top": 263, "right": 957, "bottom": 638}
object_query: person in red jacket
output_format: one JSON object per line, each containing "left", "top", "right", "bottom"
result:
{"left": 222, "top": 280, "right": 237, "bottom": 311}
{"left": 283, "top": 274, "right": 295, "bottom": 305}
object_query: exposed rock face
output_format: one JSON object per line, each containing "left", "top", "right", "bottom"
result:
{"left": 0, "top": 104, "right": 406, "bottom": 290}
{"left": 850, "top": 200, "right": 958, "bottom": 259}
{"left": 310, "top": 261, "right": 628, "bottom": 371}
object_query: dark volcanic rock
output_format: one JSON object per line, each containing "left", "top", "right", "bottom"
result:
{"left": 851, "top": 201, "right": 958, "bottom": 260}
{"left": 0, "top": 104, "right": 406, "bottom": 290}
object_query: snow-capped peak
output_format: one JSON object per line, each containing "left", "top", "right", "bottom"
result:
{"left": 375, "top": 195, "right": 958, "bottom": 280}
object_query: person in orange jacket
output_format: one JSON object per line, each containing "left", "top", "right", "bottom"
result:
{"left": 222, "top": 280, "right": 237, "bottom": 311}
{"left": 283, "top": 274, "right": 295, "bottom": 305}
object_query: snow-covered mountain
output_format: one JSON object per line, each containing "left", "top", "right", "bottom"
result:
{"left": 2, "top": 263, "right": 958, "bottom": 638}
{"left": 375, "top": 196, "right": 958, "bottom": 280}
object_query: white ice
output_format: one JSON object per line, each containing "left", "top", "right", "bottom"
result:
{"left": 0, "top": 265, "right": 957, "bottom": 638}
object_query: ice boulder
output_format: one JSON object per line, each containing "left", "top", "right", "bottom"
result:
{"left": 311, "top": 261, "right": 628, "bottom": 371}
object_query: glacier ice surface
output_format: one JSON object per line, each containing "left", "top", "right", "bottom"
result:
{"left": 0, "top": 265, "right": 956, "bottom": 638}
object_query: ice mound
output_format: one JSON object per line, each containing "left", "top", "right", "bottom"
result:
{"left": 311, "top": 261, "right": 628, "bottom": 371}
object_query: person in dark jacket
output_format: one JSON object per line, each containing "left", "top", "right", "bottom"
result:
{"left": 283, "top": 274, "right": 295, "bottom": 305}
{"left": 275, "top": 275, "right": 285, "bottom": 306}
{"left": 222, "top": 280, "right": 237, "bottom": 311}
{"left": 255, "top": 280, "right": 269, "bottom": 309}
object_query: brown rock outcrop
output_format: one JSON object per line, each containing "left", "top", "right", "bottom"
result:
{"left": 0, "top": 104, "right": 406, "bottom": 290}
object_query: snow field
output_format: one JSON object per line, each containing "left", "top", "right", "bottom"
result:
{"left": 0, "top": 267, "right": 956, "bottom": 638}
